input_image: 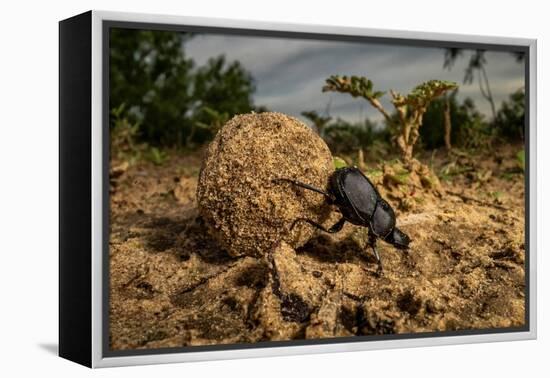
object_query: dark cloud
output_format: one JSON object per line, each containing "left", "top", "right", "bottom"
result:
{"left": 185, "top": 33, "right": 525, "bottom": 125}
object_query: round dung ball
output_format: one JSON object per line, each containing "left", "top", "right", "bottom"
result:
{"left": 196, "top": 112, "right": 334, "bottom": 257}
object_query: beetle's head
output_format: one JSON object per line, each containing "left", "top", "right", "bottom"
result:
{"left": 384, "top": 227, "right": 410, "bottom": 249}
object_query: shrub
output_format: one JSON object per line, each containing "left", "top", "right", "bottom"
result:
{"left": 493, "top": 89, "right": 525, "bottom": 142}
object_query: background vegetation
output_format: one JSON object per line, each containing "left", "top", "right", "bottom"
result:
{"left": 110, "top": 29, "right": 262, "bottom": 150}
{"left": 110, "top": 29, "right": 526, "bottom": 169}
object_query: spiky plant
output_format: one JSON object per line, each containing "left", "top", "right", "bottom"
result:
{"left": 323, "top": 75, "right": 457, "bottom": 166}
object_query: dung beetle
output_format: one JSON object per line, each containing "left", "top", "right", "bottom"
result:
{"left": 275, "top": 166, "right": 410, "bottom": 273}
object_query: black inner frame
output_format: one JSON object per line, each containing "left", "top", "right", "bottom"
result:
{"left": 102, "top": 20, "right": 531, "bottom": 358}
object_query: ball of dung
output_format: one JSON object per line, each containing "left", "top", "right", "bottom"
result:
{"left": 196, "top": 112, "right": 334, "bottom": 257}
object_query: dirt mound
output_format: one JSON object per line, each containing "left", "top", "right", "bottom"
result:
{"left": 109, "top": 145, "right": 525, "bottom": 351}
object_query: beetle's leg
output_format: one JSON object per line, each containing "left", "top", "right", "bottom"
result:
{"left": 368, "top": 232, "right": 383, "bottom": 274}
{"left": 291, "top": 217, "right": 346, "bottom": 234}
{"left": 265, "top": 243, "right": 283, "bottom": 298}
{"left": 273, "top": 178, "right": 334, "bottom": 204}
{"left": 371, "top": 243, "right": 383, "bottom": 274}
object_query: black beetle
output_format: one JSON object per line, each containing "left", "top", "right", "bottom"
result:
{"left": 275, "top": 166, "right": 410, "bottom": 272}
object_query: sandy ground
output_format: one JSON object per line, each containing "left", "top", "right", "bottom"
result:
{"left": 108, "top": 146, "right": 525, "bottom": 350}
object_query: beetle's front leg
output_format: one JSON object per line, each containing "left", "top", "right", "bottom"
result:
{"left": 368, "top": 231, "right": 383, "bottom": 274}
{"left": 272, "top": 177, "right": 335, "bottom": 204}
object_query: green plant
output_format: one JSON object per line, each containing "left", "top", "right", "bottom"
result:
{"left": 190, "top": 56, "right": 256, "bottom": 135}
{"left": 110, "top": 30, "right": 258, "bottom": 148}
{"left": 146, "top": 147, "right": 168, "bottom": 165}
{"left": 110, "top": 104, "right": 146, "bottom": 164}
{"left": 493, "top": 89, "right": 525, "bottom": 141}
{"left": 323, "top": 75, "right": 457, "bottom": 167}
{"left": 517, "top": 149, "right": 525, "bottom": 172}
{"left": 419, "top": 92, "right": 490, "bottom": 150}
{"left": 333, "top": 156, "right": 348, "bottom": 169}
{"left": 323, "top": 118, "right": 387, "bottom": 156}
{"left": 191, "top": 106, "right": 231, "bottom": 146}
{"left": 455, "top": 98, "right": 494, "bottom": 149}
{"left": 111, "top": 104, "right": 171, "bottom": 166}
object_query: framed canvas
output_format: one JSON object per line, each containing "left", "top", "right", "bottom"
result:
{"left": 59, "top": 10, "right": 537, "bottom": 368}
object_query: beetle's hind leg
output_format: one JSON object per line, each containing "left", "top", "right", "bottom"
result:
{"left": 367, "top": 232, "right": 384, "bottom": 275}
{"left": 291, "top": 217, "right": 346, "bottom": 234}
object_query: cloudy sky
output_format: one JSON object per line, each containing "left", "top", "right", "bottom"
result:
{"left": 185, "top": 33, "right": 525, "bottom": 126}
